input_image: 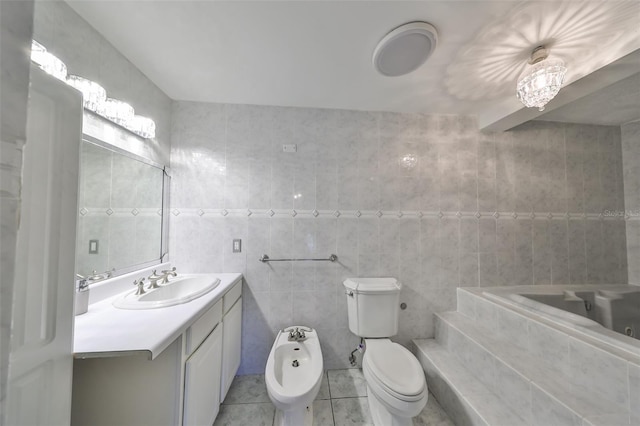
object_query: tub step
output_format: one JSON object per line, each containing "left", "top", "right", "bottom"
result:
{"left": 431, "top": 310, "right": 634, "bottom": 425}
{"left": 414, "top": 339, "right": 528, "bottom": 426}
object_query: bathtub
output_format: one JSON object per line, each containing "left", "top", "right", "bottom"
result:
{"left": 481, "top": 284, "right": 640, "bottom": 358}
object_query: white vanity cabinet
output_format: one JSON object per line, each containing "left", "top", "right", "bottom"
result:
{"left": 71, "top": 277, "right": 243, "bottom": 426}
{"left": 220, "top": 282, "right": 242, "bottom": 401}
{"left": 183, "top": 323, "right": 223, "bottom": 425}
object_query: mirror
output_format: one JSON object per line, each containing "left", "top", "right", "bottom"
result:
{"left": 76, "top": 136, "right": 168, "bottom": 280}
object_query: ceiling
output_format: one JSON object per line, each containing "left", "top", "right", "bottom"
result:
{"left": 538, "top": 72, "right": 640, "bottom": 127}
{"left": 67, "top": 0, "right": 640, "bottom": 129}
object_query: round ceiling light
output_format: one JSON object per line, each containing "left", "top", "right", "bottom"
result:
{"left": 373, "top": 21, "right": 438, "bottom": 77}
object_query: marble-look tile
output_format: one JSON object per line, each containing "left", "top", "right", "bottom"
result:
{"left": 459, "top": 219, "right": 478, "bottom": 253}
{"left": 475, "top": 297, "right": 498, "bottom": 331}
{"left": 432, "top": 313, "right": 449, "bottom": 345}
{"left": 456, "top": 289, "right": 476, "bottom": 320}
{"left": 317, "top": 371, "right": 331, "bottom": 400}
{"left": 463, "top": 391, "right": 528, "bottom": 426}
{"left": 165, "top": 99, "right": 626, "bottom": 376}
{"left": 532, "top": 220, "right": 552, "bottom": 285}
{"left": 223, "top": 374, "right": 271, "bottom": 404}
{"left": 214, "top": 403, "right": 275, "bottom": 426}
{"left": 328, "top": 369, "right": 367, "bottom": 398}
{"left": 527, "top": 320, "right": 569, "bottom": 375}
{"left": 496, "top": 307, "right": 529, "bottom": 352}
{"left": 531, "top": 384, "right": 581, "bottom": 426}
{"left": 412, "top": 393, "right": 455, "bottom": 426}
{"left": 629, "top": 362, "right": 640, "bottom": 420}
{"left": 478, "top": 252, "right": 497, "bottom": 287}
{"left": 582, "top": 413, "right": 639, "bottom": 426}
{"left": 568, "top": 338, "right": 629, "bottom": 409}
{"left": 478, "top": 218, "right": 496, "bottom": 253}
{"left": 567, "top": 220, "right": 588, "bottom": 284}
{"left": 313, "top": 399, "right": 335, "bottom": 426}
{"left": 494, "top": 361, "right": 531, "bottom": 424}
{"left": 448, "top": 328, "right": 495, "bottom": 389}
{"left": 331, "top": 397, "right": 373, "bottom": 426}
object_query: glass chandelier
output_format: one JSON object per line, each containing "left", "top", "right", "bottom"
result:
{"left": 516, "top": 46, "right": 567, "bottom": 112}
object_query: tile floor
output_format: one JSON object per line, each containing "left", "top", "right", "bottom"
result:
{"left": 214, "top": 369, "right": 454, "bottom": 426}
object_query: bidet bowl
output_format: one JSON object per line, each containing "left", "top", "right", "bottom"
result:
{"left": 113, "top": 274, "right": 220, "bottom": 309}
{"left": 265, "top": 326, "right": 323, "bottom": 417}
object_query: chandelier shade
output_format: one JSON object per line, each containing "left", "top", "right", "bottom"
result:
{"left": 516, "top": 47, "right": 567, "bottom": 111}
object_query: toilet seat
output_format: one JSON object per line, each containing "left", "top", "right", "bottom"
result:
{"left": 363, "top": 339, "right": 426, "bottom": 402}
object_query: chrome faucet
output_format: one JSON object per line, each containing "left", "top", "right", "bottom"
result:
{"left": 160, "top": 267, "right": 177, "bottom": 284}
{"left": 78, "top": 269, "right": 114, "bottom": 285}
{"left": 75, "top": 274, "right": 88, "bottom": 290}
{"left": 147, "top": 270, "right": 163, "bottom": 289}
{"left": 133, "top": 278, "right": 146, "bottom": 295}
{"left": 287, "top": 327, "right": 306, "bottom": 342}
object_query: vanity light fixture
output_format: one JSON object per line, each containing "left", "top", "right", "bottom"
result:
{"left": 30, "top": 40, "right": 157, "bottom": 139}
{"left": 126, "top": 115, "right": 156, "bottom": 139}
{"left": 66, "top": 75, "right": 107, "bottom": 112}
{"left": 97, "top": 98, "right": 135, "bottom": 127}
{"left": 30, "top": 40, "right": 67, "bottom": 82}
{"left": 516, "top": 46, "right": 567, "bottom": 111}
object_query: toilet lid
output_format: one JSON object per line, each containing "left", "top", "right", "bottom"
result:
{"left": 364, "top": 340, "right": 425, "bottom": 398}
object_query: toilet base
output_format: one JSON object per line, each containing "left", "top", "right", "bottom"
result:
{"left": 367, "top": 385, "right": 414, "bottom": 426}
{"left": 273, "top": 405, "right": 313, "bottom": 426}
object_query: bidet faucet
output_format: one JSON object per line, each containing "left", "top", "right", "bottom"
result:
{"left": 160, "top": 267, "right": 177, "bottom": 284}
{"left": 287, "top": 328, "right": 306, "bottom": 342}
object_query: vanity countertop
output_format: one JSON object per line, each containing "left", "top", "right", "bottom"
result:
{"left": 73, "top": 273, "right": 242, "bottom": 360}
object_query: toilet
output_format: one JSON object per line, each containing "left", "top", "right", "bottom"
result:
{"left": 265, "top": 326, "right": 323, "bottom": 426}
{"left": 343, "top": 278, "right": 428, "bottom": 426}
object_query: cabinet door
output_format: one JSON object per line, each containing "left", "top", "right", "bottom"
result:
{"left": 220, "top": 298, "right": 242, "bottom": 401}
{"left": 183, "top": 324, "right": 222, "bottom": 426}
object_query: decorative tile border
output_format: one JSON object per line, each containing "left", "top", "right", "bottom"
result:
{"left": 167, "top": 208, "right": 627, "bottom": 221}
{"left": 79, "top": 207, "right": 162, "bottom": 217}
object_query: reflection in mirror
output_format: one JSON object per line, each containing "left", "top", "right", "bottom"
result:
{"left": 76, "top": 138, "right": 166, "bottom": 280}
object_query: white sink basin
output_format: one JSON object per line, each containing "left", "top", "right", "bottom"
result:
{"left": 113, "top": 274, "right": 221, "bottom": 310}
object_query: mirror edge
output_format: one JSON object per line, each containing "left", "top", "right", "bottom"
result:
{"left": 79, "top": 134, "right": 169, "bottom": 284}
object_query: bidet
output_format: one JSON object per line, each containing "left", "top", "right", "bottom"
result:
{"left": 265, "top": 326, "right": 323, "bottom": 426}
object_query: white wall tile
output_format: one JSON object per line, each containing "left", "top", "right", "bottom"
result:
{"left": 170, "top": 102, "right": 628, "bottom": 373}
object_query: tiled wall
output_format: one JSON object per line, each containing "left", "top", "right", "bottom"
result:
{"left": 169, "top": 102, "right": 628, "bottom": 373}
{"left": 0, "top": 0, "right": 35, "bottom": 412}
{"left": 32, "top": 0, "right": 172, "bottom": 165}
{"left": 622, "top": 122, "right": 640, "bottom": 284}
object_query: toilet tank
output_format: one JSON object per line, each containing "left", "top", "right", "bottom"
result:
{"left": 343, "top": 278, "right": 402, "bottom": 338}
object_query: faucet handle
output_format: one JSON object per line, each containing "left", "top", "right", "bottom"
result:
{"left": 133, "top": 278, "right": 146, "bottom": 295}
{"left": 161, "top": 267, "right": 177, "bottom": 274}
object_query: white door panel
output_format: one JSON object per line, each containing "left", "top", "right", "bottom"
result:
{"left": 6, "top": 66, "right": 82, "bottom": 425}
